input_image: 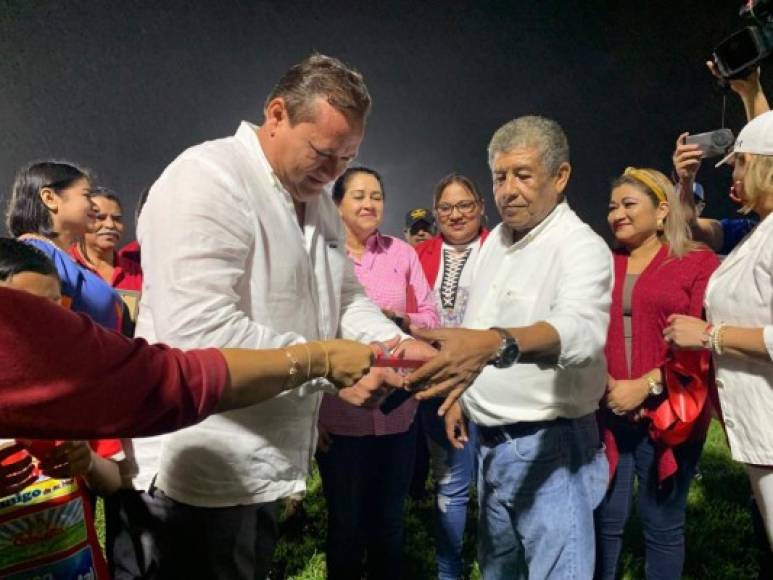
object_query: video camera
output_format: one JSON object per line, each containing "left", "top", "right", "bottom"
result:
{"left": 714, "top": 0, "right": 773, "bottom": 79}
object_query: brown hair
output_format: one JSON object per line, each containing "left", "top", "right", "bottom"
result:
{"left": 432, "top": 173, "right": 483, "bottom": 207}
{"left": 612, "top": 168, "right": 699, "bottom": 258}
{"left": 265, "top": 53, "right": 371, "bottom": 125}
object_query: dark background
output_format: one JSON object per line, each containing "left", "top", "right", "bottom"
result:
{"left": 0, "top": 0, "right": 764, "bottom": 241}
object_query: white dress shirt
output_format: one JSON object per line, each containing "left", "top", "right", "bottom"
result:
{"left": 131, "top": 122, "right": 403, "bottom": 507}
{"left": 705, "top": 213, "right": 773, "bottom": 465}
{"left": 460, "top": 202, "right": 613, "bottom": 426}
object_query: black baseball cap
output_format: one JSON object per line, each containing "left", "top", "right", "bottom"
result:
{"left": 405, "top": 208, "right": 435, "bottom": 229}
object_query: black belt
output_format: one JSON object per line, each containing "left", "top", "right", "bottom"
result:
{"left": 477, "top": 417, "right": 571, "bottom": 447}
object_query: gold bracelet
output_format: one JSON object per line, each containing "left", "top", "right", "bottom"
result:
{"left": 299, "top": 342, "right": 312, "bottom": 382}
{"left": 284, "top": 348, "right": 302, "bottom": 389}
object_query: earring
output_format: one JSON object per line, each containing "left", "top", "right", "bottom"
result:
{"left": 657, "top": 217, "right": 664, "bottom": 231}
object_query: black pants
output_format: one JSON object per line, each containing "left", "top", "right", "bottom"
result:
{"left": 106, "top": 487, "right": 280, "bottom": 580}
{"left": 316, "top": 423, "right": 417, "bottom": 580}
{"left": 105, "top": 489, "right": 162, "bottom": 580}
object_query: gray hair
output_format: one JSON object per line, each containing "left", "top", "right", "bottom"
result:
{"left": 487, "top": 115, "right": 570, "bottom": 175}
{"left": 265, "top": 53, "right": 371, "bottom": 125}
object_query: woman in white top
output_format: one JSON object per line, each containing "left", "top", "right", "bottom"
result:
{"left": 665, "top": 111, "right": 773, "bottom": 549}
{"left": 414, "top": 173, "right": 489, "bottom": 580}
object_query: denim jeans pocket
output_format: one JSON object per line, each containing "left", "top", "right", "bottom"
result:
{"left": 486, "top": 427, "right": 568, "bottom": 506}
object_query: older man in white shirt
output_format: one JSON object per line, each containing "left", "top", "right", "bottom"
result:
{"left": 410, "top": 116, "right": 613, "bottom": 579}
{"left": 117, "top": 54, "right": 431, "bottom": 579}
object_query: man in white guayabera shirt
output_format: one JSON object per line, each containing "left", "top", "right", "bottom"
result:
{"left": 409, "top": 116, "right": 613, "bottom": 579}
{"left": 121, "top": 54, "right": 434, "bottom": 579}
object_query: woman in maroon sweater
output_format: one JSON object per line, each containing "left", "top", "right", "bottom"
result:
{"left": 594, "top": 168, "right": 719, "bottom": 580}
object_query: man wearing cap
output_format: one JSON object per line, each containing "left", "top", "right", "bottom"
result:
{"left": 404, "top": 207, "right": 436, "bottom": 246}
{"left": 408, "top": 116, "right": 613, "bottom": 579}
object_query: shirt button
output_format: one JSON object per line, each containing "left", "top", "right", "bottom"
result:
{"left": 725, "top": 418, "right": 734, "bottom": 429}
{"left": 715, "top": 378, "right": 725, "bottom": 389}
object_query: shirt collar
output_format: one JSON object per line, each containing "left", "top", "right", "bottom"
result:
{"left": 503, "top": 201, "right": 568, "bottom": 251}
{"left": 349, "top": 232, "right": 388, "bottom": 269}
{"left": 366, "top": 231, "right": 389, "bottom": 252}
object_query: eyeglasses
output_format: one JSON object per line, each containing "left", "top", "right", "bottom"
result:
{"left": 435, "top": 200, "right": 478, "bottom": 217}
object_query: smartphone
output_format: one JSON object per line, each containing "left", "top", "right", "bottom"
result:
{"left": 685, "top": 129, "right": 734, "bottom": 159}
{"left": 379, "top": 389, "right": 413, "bottom": 414}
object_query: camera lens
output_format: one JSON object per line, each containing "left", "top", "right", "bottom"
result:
{"left": 712, "top": 129, "right": 734, "bottom": 148}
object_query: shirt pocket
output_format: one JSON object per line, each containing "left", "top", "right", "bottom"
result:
{"left": 325, "top": 241, "right": 346, "bottom": 286}
{"left": 497, "top": 290, "right": 542, "bottom": 327}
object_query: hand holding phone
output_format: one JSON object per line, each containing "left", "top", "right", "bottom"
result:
{"left": 685, "top": 129, "right": 734, "bottom": 159}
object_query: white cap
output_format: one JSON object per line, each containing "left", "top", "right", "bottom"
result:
{"left": 716, "top": 110, "right": 773, "bottom": 167}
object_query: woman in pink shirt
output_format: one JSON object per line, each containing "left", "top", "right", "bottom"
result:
{"left": 317, "top": 167, "right": 438, "bottom": 580}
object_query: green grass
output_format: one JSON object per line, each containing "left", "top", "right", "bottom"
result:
{"left": 95, "top": 420, "right": 761, "bottom": 579}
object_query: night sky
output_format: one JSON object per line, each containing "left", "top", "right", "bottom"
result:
{"left": 0, "top": 0, "right": 761, "bottom": 241}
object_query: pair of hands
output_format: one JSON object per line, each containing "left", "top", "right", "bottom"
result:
{"left": 334, "top": 336, "right": 439, "bottom": 408}
{"left": 322, "top": 327, "right": 500, "bottom": 451}
{"left": 332, "top": 326, "right": 499, "bottom": 407}
{"left": 319, "top": 336, "right": 440, "bottom": 453}
{"left": 344, "top": 326, "right": 500, "bottom": 413}
{"left": 603, "top": 314, "right": 709, "bottom": 418}
{"left": 0, "top": 441, "right": 94, "bottom": 496}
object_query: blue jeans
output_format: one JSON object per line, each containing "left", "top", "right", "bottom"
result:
{"left": 316, "top": 423, "right": 417, "bottom": 580}
{"left": 477, "top": 414, "right": 608, "bottom": 580}
{"left": 420, "top": 399, "right": 478, "bottom": 580}
{"left": 594, "top": 423, "right": 704, "bottom": 580}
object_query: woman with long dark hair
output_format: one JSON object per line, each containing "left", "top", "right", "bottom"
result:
{"left": 6, "top": 161, "right": 123, "bottom": 329}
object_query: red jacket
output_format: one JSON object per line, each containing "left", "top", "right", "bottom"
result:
{"left": 405, "top": 231, "right": 489, "bottom": 314}
{"left": 414, "top": 230, "right": 490, "bottom": 288}
{"left": 603, "top": 245, "right": 720, "bottom": 482}
{"left": 118, "top": 240, "right": 141, "bottom": 269}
